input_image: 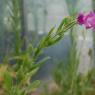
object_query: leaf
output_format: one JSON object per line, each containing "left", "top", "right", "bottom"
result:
{"left": 26, "top": 80, "right": 40, "bottom": 93}
{"left": 26, "top": 67, "right": 39, "bottom": 78}
{"left": 46, "top": 26, "right": 55, "bottom": 39}
{"left": 3, "top": 72, "right": 13, "bottom": 92}
{"left": 62, "top": 17, "right": 74, "bottom": 27}
{"left": 57, "top": 19, "right": 65, "bottom": 33}
{"left": 38, "top": 37, "right": 46, "bottom": 48}
{"left": 27, "top": 43, "right": 34, "bottom": 53}
{"left": 46, "top": 35, "right": 62, "bottom": 46}
{"left": 30, "top": 57, "right": 50, "bottom": 70}
{"left": 37, "top": 27, "right": 55, "bottom": 49}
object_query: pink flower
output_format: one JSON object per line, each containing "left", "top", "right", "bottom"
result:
{"left": 84, "top": 11, "right": 95, "bottom": 29}
{"left": 77, "top": 13, "right": 85, "bottom": 25}
{"left": 77, "top": 11, "right": 95, "bottom": 29}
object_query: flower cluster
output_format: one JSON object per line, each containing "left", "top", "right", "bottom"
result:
{"left": 77, "top": 11, "right": 95, "bottom": 29}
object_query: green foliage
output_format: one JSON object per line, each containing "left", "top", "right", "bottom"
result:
{"left": 0, "top": 0, "right": 77, "bottom": 95}
{"left": 25, "top": 80, "right": 40, "bottom": 93}
{"left": 41, "top": 61, "right": 95, "bottom": 95}
{"left": 1, "top": 1, "right": 95, "bottom": 95}
{"left": 40, "top": 17, "right": 95, "bottom": 95}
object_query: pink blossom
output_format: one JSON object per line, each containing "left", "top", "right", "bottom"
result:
{"left": 77, "top": 13, "right": 85, "bottom": 25}
{"left": 77, "top": 11, "right": 95, "bottom": 29}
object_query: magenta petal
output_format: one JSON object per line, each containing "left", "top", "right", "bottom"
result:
{"left": 77, "top": 11, "right": 95, "bottom": 29}
{"left": 90, "top": 17, "right": 95, "bottom": 27}
{"left": 85, "top": 25, "right": 92, "bottom": 29}
{"left": 87, "top": 11, "right": 95, "bottom": 17}
{"left": 77, "top": 13, "right": 85, "bottom": 25}
{"left": 84, "top": 11, "right": 95, "bottom": 21}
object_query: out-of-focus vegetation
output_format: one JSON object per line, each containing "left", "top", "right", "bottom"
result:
{"left": 0, "top": 0, "right": 95, "bottom": 95}
{"left": 40, "top": 0, "right": 95, "bottom": 95}
{"left": 0, "top": 0, "right": 77, "bottom": 95}
{"left": 40, "top": 62, "right": 95, "bottom": 95}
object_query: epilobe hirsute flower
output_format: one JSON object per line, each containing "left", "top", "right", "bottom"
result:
{"left": 77, "top": 11, "right": 95, "bottom": 29}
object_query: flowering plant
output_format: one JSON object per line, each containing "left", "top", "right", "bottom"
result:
{"left": 0, "top": 15, "right": 77, "bottom": 95}
{"left": 1, "top": 2, "right": 95, "bottom": 94}
{"left": 40, "top": 11, "right": 95, "bottom": 95}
